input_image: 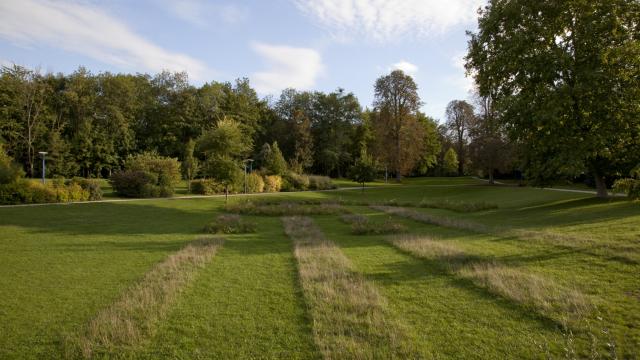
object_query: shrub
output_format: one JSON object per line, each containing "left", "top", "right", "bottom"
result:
{"left": 69, "top": 178, "right": 103, "bottom": 201}
{"left": 613, "top": 178, "right": 640, "bottom": 200}
{"left": 308, "top": 175, "right": 335, "bottom": 190}
{"left": 110, "top": 170, "right": 158, "bottom": 198}
{"left": 263, "top": 175, "right": 282, "bottom": 192}
{"left": 246, "top": 173, "right": 264, "bottom": 193}
{"left": 122, "top": 152, "right": 181, "bottom": 196}
{"left": 0, "top": 180, "right": 90, "bottom": 205}
{"left": 283, "top": 172, "right": 309, "bottom": 191}
{"left": 203, "top": 214, "right": 257, "bottom": 234}
{"left": 0, "top": 145, "right": 24, "bottom": 185}
{"left": 190, "top": 179, "right": 221, "bottom": 195}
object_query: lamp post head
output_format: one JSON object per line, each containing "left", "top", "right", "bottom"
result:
{"left": 38, "top": 151, "right": 48, "bottom": 156}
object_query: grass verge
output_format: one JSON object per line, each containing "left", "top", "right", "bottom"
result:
{"left": 64, "top": 236, "right": 223, "bottom": 358}
{"left": 282, "top": 216, "right": 417, "bottom": 358}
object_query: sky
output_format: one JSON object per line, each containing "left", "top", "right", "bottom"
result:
{"left": 0, "top": 0, "right": 485, "bottom": 120}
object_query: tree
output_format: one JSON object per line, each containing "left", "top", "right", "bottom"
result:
{"left": 445, "top": 100, "right": 475, "bottom": 176}
{"left": 468, "top": 93, "right": 514, "bottom": 184}
{"left": 262, "top": 141, "right": 287, "bottom": 175}
{"left": 197, "top": 118, "right": 251, "bottom": 201}
{"left": 182, "top": 139, "right": 199, "bottom": 193}
{"left": 373, "top": 70, "right": 423, "bottom": 180}
{"left": 290, "top": 110, "right": 314, "bottom": 173}
{"left": 349, "top": 150, "right": 378, "bottom": 192}
{"left": 467, "top": 0, "right": 640, "bottom": 197}
{"left": 414, "top": 113, "right": 441, "bottom": 175}
{"left": 443, "top": 148, "right": 459, "bottom": 176}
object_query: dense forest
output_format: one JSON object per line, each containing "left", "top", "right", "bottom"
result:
{"left": 0, "top": 65, "right": 474, "bottom": 181}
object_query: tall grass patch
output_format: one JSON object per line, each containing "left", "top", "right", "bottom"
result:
{"left": 64, "top": 237, "right": 223, "bottom": 358}
{"left": 203, "top": 214, "right": 257, "bottom": 234}
{"left": 226, "top": 200, "right": 349, "bottom": 216}
{"left": 282, "top": 216, "right": 417, "bottom": 358}
{"left": 390, "top": 235, "right": 590, "bottom": 326}
{"left": 340, "top": 213, "right": 408, "bottom": 235}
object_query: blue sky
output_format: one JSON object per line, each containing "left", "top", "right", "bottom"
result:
{"left": 0, "top": 0, "right": 484, "bottom": 120}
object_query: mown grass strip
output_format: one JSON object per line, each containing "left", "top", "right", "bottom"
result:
{"left": 373, "top": 205, "right": 638, "bottom": 264}
{"left": 282, "top": 216, "right": 417, "bottom": 359}
{"left": 64, "top": 236, "right": 223, "bottom": 358}
{"left": 247, "top": 198, "right": 497, "bottom": 213}
{"left": 390, "top": 234, "right": 590, "bottom": 326}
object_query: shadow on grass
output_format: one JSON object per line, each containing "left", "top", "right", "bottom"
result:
{"left": 0, "top": 200, "right": 221, "bottom": 236}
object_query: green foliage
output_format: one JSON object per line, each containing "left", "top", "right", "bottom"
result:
{"left": 443, "top": 148, "right": 459, "bottom": 176}
{"left": 349, "top": 150, "right": 378, "bottom": 189}
{"left": 68, "top": 177, "right": 103, "bottom": 201}
{"left": 0, "top": 144, "right": 24, "bottom": 184}
{"left": 125, "top": 152, "right": 181, "bottom": 187}
{"left": 467, "top": 0, "right": 640, "bottom": 195}
{"left": 0, "top": 180, "right": 90, "bottom": 205}
{"left": 190, "top": 179, "right": 223, "bottom": 195}
{"left": 110, "top": 170, "right": 161, "bottom": 198}
{"left": 245, "top": 173, "right": 264, "bottom": 193}
{"left": 181, "top": 139, "right": 199, "bottom": 192}
{"left": 261, "top": 141, "right": 288, "bottom": 176}
{"left": 613, "top": 179, "right": 640, "bottom": 200}
{"left": 308, "top": 175, "right": 334, "bottom": 190}
{"left": 263, "top": 175, "right": 282, "bottom": 193}
{"left": 283, "top": 172, "right": 309, "bottom": 191}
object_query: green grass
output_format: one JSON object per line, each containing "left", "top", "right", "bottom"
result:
{"left": 1, "top": 177, "right": 638, "bottom": 358}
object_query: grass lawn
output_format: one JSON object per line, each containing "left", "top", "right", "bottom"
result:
{"left": 0, "top": 177, "right": 638, "bottom": 358}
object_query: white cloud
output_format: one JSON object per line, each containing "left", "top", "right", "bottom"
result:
{"left": 163, "top": 0, "right": 248, "bottom": 28}
{"left": 251, "top": 42, "right": 324, "bottom": 95}
{"left": 0, "top": 0, "right": 210, "bottom": 79}
{"left": 293, "top": 0, "right": 485, "bottom": 42}
{"left": 391, "top": 60, "right": 418, "bottom": 75}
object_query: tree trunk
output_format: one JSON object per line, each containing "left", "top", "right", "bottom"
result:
{"left": 225, "top": 186, "right": 228, "bottom": 203}
{"left": 488, "top": 169, "right": 494, "bottom": 185}
{"left": 594, "top": 173, "right": 608, "bottom": 198}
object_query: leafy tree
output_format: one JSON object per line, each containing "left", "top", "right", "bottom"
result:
{"left": 349, "top": 150, "right": 378, "bottom": 192}
{"left": 197, "top": 118, "right": 251, "bottom": 201}
{"left": 0, "top": 144, "right": 24, "bottom": 184}
{"left": 445, "top": 100, "right": 475, "bottom": 176}
{"left": 467, "top": 0, "right": 640, "bottom": 197}
{"left": 373, "top": 70, "right": 423, "bottom": 180}
{"left": 290, "top": 110, "right": 314, "bottom": 173}
{"left": 468, "top": 94, "right": 515, "bottom": 184}
{"left": 443, "top": 148, "right": 459, "bottom": 176}
{"left": 415, "top": 113, "right": 441, "bottom": 175}
{"left": 262, "top": 141, "right": 287, "bottom": 176}
{"left": 182, "top": 139, "right": 199, "bottom": 193}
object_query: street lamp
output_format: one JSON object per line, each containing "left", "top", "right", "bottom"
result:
{"left": 243, "top": 159, "right": 254, "bottom": 194}
{"left": 38, "top": 151, "right": 48, "bottom": 184}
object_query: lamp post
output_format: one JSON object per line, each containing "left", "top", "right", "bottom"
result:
{"left": 38, "top": 151, "right": 48, "bottom": 184}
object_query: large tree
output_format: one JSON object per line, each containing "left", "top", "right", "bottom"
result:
{"left": 373, "top": 70, "right": 423, "bottom": 180}
{"left": 445, "top": 100, "right": 475, "bottom": 176}
{"left": 467, "top": 0, "right": 640, "bottom": 197}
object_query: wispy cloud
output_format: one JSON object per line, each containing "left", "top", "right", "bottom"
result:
{"left": 251, "top": 42, "right": 324, "bottom": 95}
{"left": 0, "top": 0, "right": 211, "bottom": 79}
{"left": 390, "top": 60, "right": 418, "bottom": 76}
{"left": 162, "top": 0, "right": 248, "bottom": 28}
{"left": 293, "top": 0, "right": 484, "bottom": 43}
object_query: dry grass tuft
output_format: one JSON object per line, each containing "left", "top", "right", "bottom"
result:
{"left": 226, "top": 200, "right": 349, "bottom": 216}
{"left": 371, "top": 205, "right": 489, "bottom": 233}
{"left": 390, "top": 234, "right": 590, "bottom": 325}
{"left": 282, "top": 216, "right": 417, "bottom": 359}
{"left": 340, "top": 213, "right": 408, "bottom": 235}
{"left": 203, "top": 213, "right": 256, "bottom": 234}
{"left": 65, "top": 237, "right": 223, "bottom": 358}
